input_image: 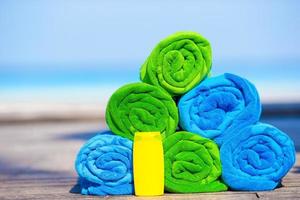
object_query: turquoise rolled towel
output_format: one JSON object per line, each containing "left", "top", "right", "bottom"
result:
{"left": 178, "top": 73, "right": 261, "bottom": 146}
{"left": 221, "top": 123, "right": 295, "bottom": 191}
{"left": 75, "top": 133, "right": 133, "bottom": 195}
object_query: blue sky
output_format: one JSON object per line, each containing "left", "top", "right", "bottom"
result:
{"left": 0, "top": 1, "right": 299, "bottom": 103}
{"left": 0, "top": 0, "right": 299, "bottom": 66}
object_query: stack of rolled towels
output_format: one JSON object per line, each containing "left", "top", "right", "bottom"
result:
{"left": 75, "top": 32, "right": 295, "bottom": 195}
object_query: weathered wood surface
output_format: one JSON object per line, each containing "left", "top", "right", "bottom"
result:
{"left": 0, "top": 121, "right": 299, "bottom": 200}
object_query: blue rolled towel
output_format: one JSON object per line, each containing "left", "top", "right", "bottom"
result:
{"left": 178, "top": 73, "right": 261, "bottom": 145}
{"left": 221, "top": 123, "right": 295, "bottom": 191}
{"left": 75, "top": 133, "right": 134, "bottom": 195}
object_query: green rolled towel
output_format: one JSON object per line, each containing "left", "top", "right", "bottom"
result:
{"left": 164, "top": 131, "right": 228, "bottom": 193}
{"left": 106, "top": 82, "right": 178, "bottom": 140}
{"left": 140, "top": 32, "right": 212, "bottom": 96}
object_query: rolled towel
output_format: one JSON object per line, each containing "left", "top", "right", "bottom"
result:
{"left": 140, "top": 32, "right": 212, "bottom": 96}
{"left": 178, "top": 73, "right": 261, "bottom": 146}
{"left": 221, "top": 123, "right": 295, "bottom": 191}
{"left": 75, "top": 133, "right": 134, "bottom": 195}
{"left": 106, "top": 82, "right": 178, "bottom": 140}
{"left": 164, "top": 131, "right": 228, "bottom": 193}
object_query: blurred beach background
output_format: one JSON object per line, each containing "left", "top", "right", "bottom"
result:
{"left": 0, "top": 0, "right": 300, "bottom": 180}
{"left": 1, "top": 0, "right": 300, "bottom": 118}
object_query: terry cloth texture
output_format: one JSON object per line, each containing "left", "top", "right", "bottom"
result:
{"left": 75, "top": 133, "right": 134, "bottom": 195}
{"left": 106, "top": 82, "right": 178, "bottom": 140}
{"left": 164, "top": 131, "right": 228, "bottom": 193}
{"left": 221, "top": 123, "right": 296, "bottom": 191}
{"left": 140, "top": 31, "right": 212, "bottom": 96}
{"left": 178, "top": 73, "right": 261, "bottom": 146}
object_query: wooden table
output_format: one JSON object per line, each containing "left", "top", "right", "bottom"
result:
{"left": 0, "top": 121, "right": 299, "bottom": 199}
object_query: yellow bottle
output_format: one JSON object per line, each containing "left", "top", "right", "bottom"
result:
{"left": 133, "top": 132, "right": 164, "bottom": 196}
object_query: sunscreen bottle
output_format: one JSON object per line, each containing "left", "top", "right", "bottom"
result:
{"left": 133, "top": 132, "right": 164, "bottom": 196}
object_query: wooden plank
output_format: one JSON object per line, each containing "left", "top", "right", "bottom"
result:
{"left": 257, "top": 193, "right": 300, "bottom": 199}
{"left": 0, "top": 192, "right": 258, "bottom": 200}
{"left": 0, "top": 176, "right": 258, "bottom": 200}
{"left": 0, "top": 122, "right": 299, "bottom": 199}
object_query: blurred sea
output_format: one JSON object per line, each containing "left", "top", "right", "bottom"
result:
{"left": 1, "top": 60, "right": 299, "bottom": 104}
{"left": 0, "top": 61, "right": 299, "bottom": 149}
